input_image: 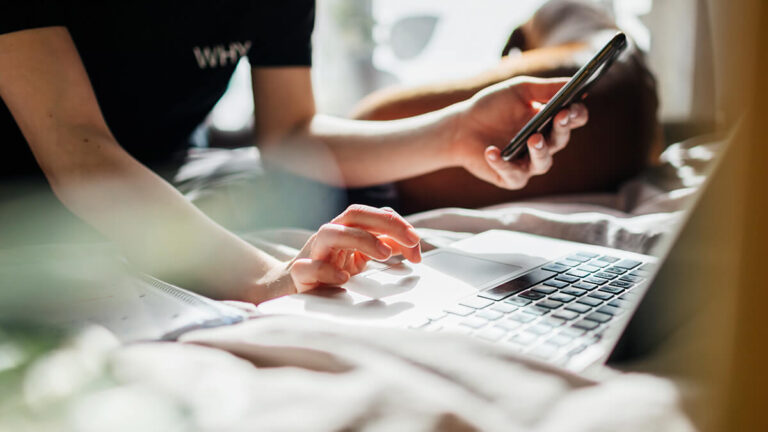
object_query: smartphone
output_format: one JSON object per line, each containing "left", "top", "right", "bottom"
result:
{"left": 501, "top": 32, "right": 628, "bottom": 161}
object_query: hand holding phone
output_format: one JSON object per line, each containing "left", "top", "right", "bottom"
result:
{"left": 501, "top": 32, "right": 628, "bottom": 161}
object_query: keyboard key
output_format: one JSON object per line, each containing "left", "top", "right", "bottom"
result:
{"left": 509, "top": 312, "right": 536, "bottom": 323}
{"left": 597, "top": 305, "right": 623, "bottom": 316}
{"left": 555, "top": 261, "right": 578, "bottom": 268}
{"left": 409, "top": 318, "right": 430, "bottom": 329}
{"left": 549, "top": 293, "right": 576, "bottom": 303}
{"left": 478, "top": 269, "right": 557, "bottom": 301}
{"left": 599, "top": 286, "right": 624, "bottom": 295}
{"left": 620, "top": 291, "right": 640, "bottom": 301}
{"left": 520, "top": 290, "right": 545, "bottom": 301}
{"left": 577, "top": 296, "right": 602, "bottom": 307}
{"left": 555, "top": 274, "right": 579, "bottom": 283}
{"left": 529, "top": 344, "right": 559, "bottom": 360}
{"left": 460, "top": 317, "right": 487, "bottom": 329}
{"left": 445, "top": 305, "right": 475, "bottom": 316}
{"left": 609, "top": 280, "right": 633, "bottom": 289}
{"left": 565, "top": 303, "right": 591, "bottom": 314}
{"left": 576, "top": 251, "right": 600, "bottom": 258}
{"left": 505, "top": 297, "right": 532, "bottom": 307}
{"left": 544, "top": 279, "right": 569, "bottom": 288}
{"left": 604, "top": 266, "right": 628, "bottom": 275}
{"left": 615, "top": 259, "right": 642, "bottom": 270}
{"left": 566, "top": 255, "right": 590, "bottom": 263}
{"left": 537, "top": 299, "right": 564, "bottom": 310}
{"left": 552, "top": 310, "right": 579, "bottom": 321}
{"left": 598, "top": 255, "right": 620, "bottom": 263}
{"left": 522, "top": 305, "right": 550, "bottom": 316}
{"left": 424, "top": 323, "right": 443, "bottom": 332}
{"left": 476, "top": 309, "right": 504, "bottom": 321}
{"left": 585, "top": 312, "right": 612, "bottom": 324}
{"left": 541, "top": 317, "right": 566, "bottom": 328}
{"left": 459, "top": 297, "right": 494, "bottom": 309}
{"left": 593, "top": 272, "right": 618, "bottom": 280}
{"left": 567, "top": 270, "right": 590, "bottom": 278}
{"left": 560, "top": 327, "right": 586, "bottom": 338}
{"left": 589, "top": 291, "right": 614, "bottom": 301}
{"left": 547, "top": 334, "right": 575, "bottom": 346}
{"left": 475, "top": 327, "right": 507, "bottom": 342}
{"left": 561, "top": 287, "right": 587, "bottom": 297}
{"left": 568, "top": 344, "right": 590, "bottom": 356}
{"left": 494, "top": 320, "right": 521, "bottom": 332}
{"left": 619, "top": 275, "right": 643, "bottom": 283}
{"left": 572, "top": 281, "right": 598, "bottom": 291}
{"left": 573, "top": 319, "right": 600, "bottom": 331}
{"left": 532, "top": 285, "right": 557, "bottom": 295}
{"left": 490, "top": 303, "right": 518, "bottom": 314}
{"left": 509, "top": 332, "right": 538, "bottom": 346}
{"left": 631, "top": 270, "right": 651, "bottom": 278}
{"left": 526, "top": 324, "right": 553, "bottom": 336}
{"left": 589, "top": 260, "right": 608, "bottom": 268}
{"left": 609, "top": 299, "right": 631, "bottom": 309}
{"left": 578, "top": 265, "right": 601, "bottom": 273}
{"left": 427, "top": 311, "right": 447, "bottom": 321}
{"left": 584, "top": 276, "right": 608, "bottom": 285}
{"left": 542, "top": 264, "right": 570, "bottom": 273}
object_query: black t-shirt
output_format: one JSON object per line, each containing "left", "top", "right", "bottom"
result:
{"left": 0, "top": 0, "right": 315, "bottom": 181}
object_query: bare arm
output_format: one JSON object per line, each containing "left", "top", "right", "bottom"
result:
{"left": 0, "top": 27, "right": 284, "bottom": 299}
{"left": 252, "top": 67, "right": 457, "bottom": 187}
{"left": 252, "top": 67, "right": 587, "bottom": 189}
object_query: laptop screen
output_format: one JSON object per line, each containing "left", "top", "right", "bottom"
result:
{"left": 608, "top": 128, "right": 740, "bottom": 364}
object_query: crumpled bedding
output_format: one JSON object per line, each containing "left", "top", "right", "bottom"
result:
{"left": 7, "top": 319, "right": 694, "bottom": 432}
{"left": 7, "top": 137, "right": 717, "bottom": 431}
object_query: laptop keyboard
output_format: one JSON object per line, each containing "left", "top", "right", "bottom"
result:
{"left": 411, "top": 251, "right": 654, "bottom": 363}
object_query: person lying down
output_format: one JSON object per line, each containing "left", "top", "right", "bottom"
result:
{"left": 0, "top": 2, "right": 590, "bottom": 303}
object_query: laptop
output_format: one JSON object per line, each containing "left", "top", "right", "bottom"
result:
{"left": 257, "top": 131, "right": 733, "bottom": 374}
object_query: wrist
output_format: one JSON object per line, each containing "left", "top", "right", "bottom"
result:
{"left": 249, "top": 259, "right": 296, "bottom": 304}
{"left": 439, "top": 100, "right": 472, "bottom": 168}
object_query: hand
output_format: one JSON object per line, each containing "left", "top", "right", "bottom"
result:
{"left": 288, "top": 205, "right": 422, "bottom": 293}
{"left": 450, "top": 77, "right": 588, "bottom": 190}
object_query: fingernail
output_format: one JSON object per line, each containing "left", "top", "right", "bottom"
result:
{"left": 377, "top": 241, "right": 392, "bottom": 257}
{"left": 487, "top": 151, "right": 499, "bottom": 161}
{"left": 532, "top": 135, "right": 544, "bottom": 150}
{"left": 559, "top": 116, "right": 569, "bottom": 126}
{"left": 336, "top": 270, "right": 349, "bottom": 282}
{"left": 406, "top": 228, "right": 420, "bottom": 245}
{"left": 569, "top": 108, "right": 578, "bottom": 119}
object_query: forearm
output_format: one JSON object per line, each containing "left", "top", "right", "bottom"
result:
{"left": 261, "top": 104, "right": 464, "bottom": 188}
{"left": 44, "top": 129, "right": 285, "bottom": 300}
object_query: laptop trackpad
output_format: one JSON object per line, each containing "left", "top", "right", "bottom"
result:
{"left": 422, "top": 251, "right": 521, "bottom": 287}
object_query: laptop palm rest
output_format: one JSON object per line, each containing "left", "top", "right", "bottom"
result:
{"left": 420, "top": 251, "right": 522, "bottom": 287}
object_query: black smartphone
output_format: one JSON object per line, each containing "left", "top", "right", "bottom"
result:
{"left": 501, "top": 32, "right": 628, "bottom": 161}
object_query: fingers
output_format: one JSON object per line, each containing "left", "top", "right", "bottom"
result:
{"left": 291, "top": 205, "right": 424, "bottom": 294}
{"left": 291, "top": 258, "right": 350, "bottom": 293}
{"left": 548, "top": 103, "right": 588, "bottom": 153}
{"left": 333, "top": 204, "right": 420, "bottom": 248}
{"left": 526, "top": 133, "right": 553, "bottom": 175}
{"left": 311, "top": 223, "right": 393, "bottom": 261}
{"left": 380, "top": 235, "right": 422, "bottom": 264}
{"left": 484, "top": 145, "right": 531, "bottom": 189}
